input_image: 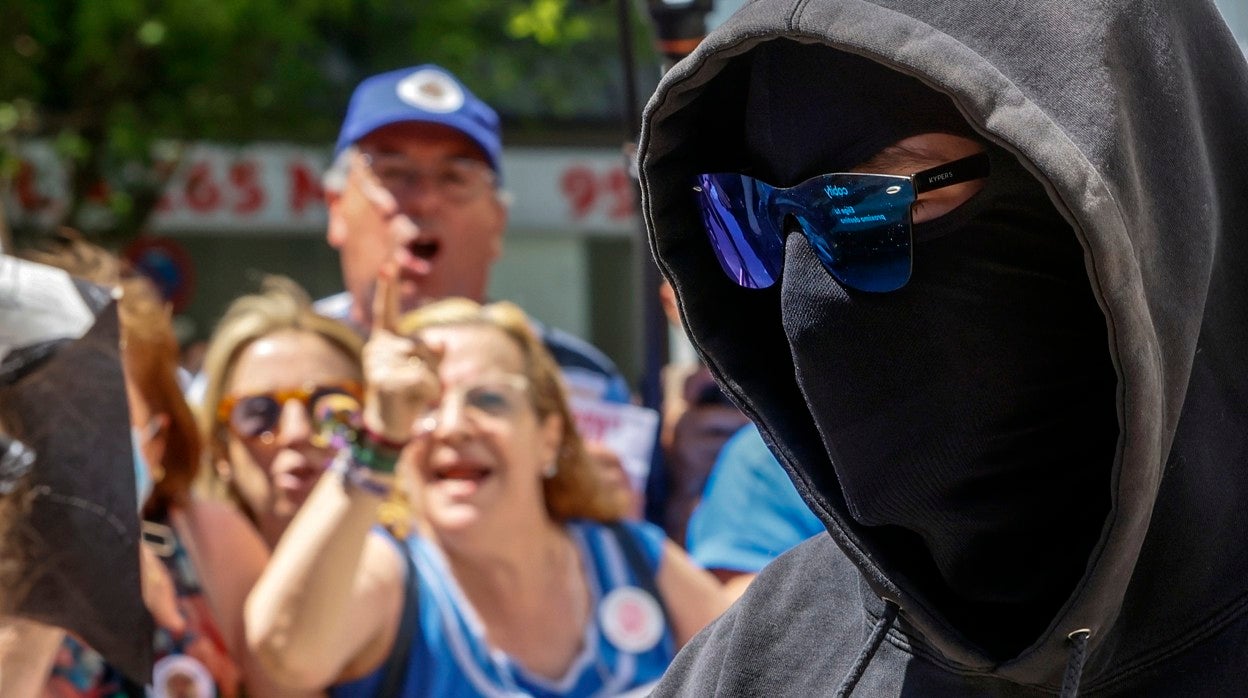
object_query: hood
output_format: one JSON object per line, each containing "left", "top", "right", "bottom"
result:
{"left": 639, "top": 0, "right": 1248, "bottom": 688}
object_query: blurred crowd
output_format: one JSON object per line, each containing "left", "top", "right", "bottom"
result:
{"left": 0, "top": 63, "right": 810, "bottom": 697}
{"left": 5, "top": 0, "right": 1245, "bottom": 694}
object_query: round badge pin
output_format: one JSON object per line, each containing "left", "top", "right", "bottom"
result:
{"left": 599, "top": 586, "right": 664, "bottom": 654}
{"left": 151, "top": 653, "right": 216, "bottom": 697}
{"left": 396, "top": 69, "right": 465, "bottom": 114}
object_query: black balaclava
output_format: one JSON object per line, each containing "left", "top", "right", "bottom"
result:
{"left": 747, "top": 41, "right": 1118, "bottom": 656}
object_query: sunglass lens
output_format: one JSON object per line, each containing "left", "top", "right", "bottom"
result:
{"left": 310, "top": 389, "right": 362, "bottom": 428}
{"left": 695, "top": 174, "right": 783, "bottom": 289}
{"left": 798, "top": 176, "right": 916, "bottom": 292}
{"left": 230, "top": 396, "right": 280, "bottom": 439}
{"left": 802, "top": 217, "right": 912, "bottom": 292}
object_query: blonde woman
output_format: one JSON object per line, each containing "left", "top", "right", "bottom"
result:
{"left": 197, "top": 276, "right": 364, "bottom": 548}
{"left": 246, "top": 272, "right": 728, "bottom": 697}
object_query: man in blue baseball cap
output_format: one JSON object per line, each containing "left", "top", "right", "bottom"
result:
{"left": 316, "top": 64, "right": 631, "bottom": 404}
{"left": 318, "top": 64, "right": 506, "bottom": 330}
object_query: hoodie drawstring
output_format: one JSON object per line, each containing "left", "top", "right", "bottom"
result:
{"left": 834, "top": 599, "right": 900, "bottom": 697}
{"left": 1059, "top": 628, "right": 1091, "bottom": 698}
{"left": 833, "top": 603, "right": 1089, "bottom": 696}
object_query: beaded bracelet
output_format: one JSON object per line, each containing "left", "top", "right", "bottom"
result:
{"left": 328, "top": 445, "right": 394, "bottom": 498}
{"left": 342, "top": 463, "right": 393, "bottom": 497}
{"left": 350, "top": 427, "right": 405, "bottom": 476}
{"left": 361, "top": 426, "right": 408, "bottom": 451}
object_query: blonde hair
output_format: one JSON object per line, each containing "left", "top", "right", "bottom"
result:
{"left": 197, "top": 276, "right": 363, "bottom": 518}
{"left": 397, "top": 298, "right": 628, "bottom": 523}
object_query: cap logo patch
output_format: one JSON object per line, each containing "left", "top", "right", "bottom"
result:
{"left": 397, "top": 69, "right": 465, "bottom": 114}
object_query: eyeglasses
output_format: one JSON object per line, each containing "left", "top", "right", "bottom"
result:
{"left": 416, "top": 374, "right": 531, "bottom": 433}
{"left": 359, "top": 152, "right": 496, "bottom": 203}
{"left": 693, "top": 152, "right": 990, "bottom": 293}
{"left": 217, "top": 382, "right": 364, "bottom": 443}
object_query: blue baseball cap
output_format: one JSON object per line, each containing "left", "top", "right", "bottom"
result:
{"left": 334, "top": 64, "right": 502, "bottom": 175}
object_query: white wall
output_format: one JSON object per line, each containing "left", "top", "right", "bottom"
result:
{"left": 488, "top": 234, "right": 590, "bottom": 340}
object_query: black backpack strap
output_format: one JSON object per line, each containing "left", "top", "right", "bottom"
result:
{"left": 377, "top": 532, "right": 419, "bottom": 695}
{"left": 605, "top": 521, "right": 673, "bottom": 637}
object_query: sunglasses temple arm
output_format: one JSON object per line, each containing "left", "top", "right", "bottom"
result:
{"left": 912, "top": 152, "right": 991, "bottom": 194}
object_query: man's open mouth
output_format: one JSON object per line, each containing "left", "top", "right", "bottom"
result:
{"left": 407, "top": 239, "right": 441, "bottom": 260}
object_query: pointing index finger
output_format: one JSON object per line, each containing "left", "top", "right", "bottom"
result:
{"left": 372, "top": 262, "right": 401, "bottom": 334}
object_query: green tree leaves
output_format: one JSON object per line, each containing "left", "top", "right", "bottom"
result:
{"left": 1, "top": 0, "right": 657, "bottom": 243}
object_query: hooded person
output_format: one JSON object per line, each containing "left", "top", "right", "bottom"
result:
{"left": 638, "top": 0, "right": 1248, "bottom": 695}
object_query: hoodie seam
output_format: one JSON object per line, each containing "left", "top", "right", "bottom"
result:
{"left": 1078, "top": 589, "right": 1248, "bottom": 694}
{"left": 873, "top": 589, "right": 1248, "bottom": 693}
{"left": 878, "top": 627, "right": 1062, "bottom": 694}
{"left": 789, "top": 0, "right": 811, "bottom": 31}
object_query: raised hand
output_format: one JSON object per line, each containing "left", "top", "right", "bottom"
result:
{"left": 361, "top": 261, "right": 441, "bottom": 445}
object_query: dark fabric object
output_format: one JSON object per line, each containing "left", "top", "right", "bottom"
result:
{"left": 639, "top": 0, "right": 1248, "bottom": 692}
{"left": 745, "top": 42, "right": 974, "bottom": 183}
{"left": 0, "top": 340, "right": 68, "bottom": 387}
{"left": 776, "top": 142, "right": 1116, "bottom": 655}
{"left": 0, "top": 302, "right": 152, "bottom": 684}
{"left": 656, "top": 536, "right": 1248, "bottom": 697}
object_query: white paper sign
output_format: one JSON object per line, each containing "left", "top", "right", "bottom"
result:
{"left": 569, "top": 396, "right": 660, "bottom": 492}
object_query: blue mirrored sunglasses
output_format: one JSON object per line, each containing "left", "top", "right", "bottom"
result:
{"left": 693, "top": 152, "right": 990, "bottom": 292}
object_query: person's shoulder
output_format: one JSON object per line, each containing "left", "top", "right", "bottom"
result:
{"left": 569, "top": 518, "right": 668, "bottom": 571}
{"left": 650, "top": 535, "right": 862, "bottom": 696}
{"left": 695, "top": 425, "right": 806, "bottom": 522}
{"left": 183, "top": 498, "right": 261, "bottom": 540}
{"left": 686, "top": 434, "right": 824, "bottom": 571}
{"left": 179, "top": 498, "right": 269, "bottom": 567}
{"left": 570, "top": 518, "right": 666, "bottom": 548}
{"left": 313, "top": 291, "right": 354, "bottom": 323}
{"left": 718, "top": 424, "right": 773, "bottom": 471}
{"left": 734, "top": 534, "right": 849, "bottom": 609}
{"left": 528, "top": 316, "right": 609, "bottom": 367}
{"left": 528, "top": 317, "right": 631, "bottom": 402}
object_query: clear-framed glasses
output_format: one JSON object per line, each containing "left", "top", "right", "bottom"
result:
{"left": 417, "top": 373, "right": 531, "bottom": 433}
{"left": 359, "top": 151, "right": 497, "bottom": 203}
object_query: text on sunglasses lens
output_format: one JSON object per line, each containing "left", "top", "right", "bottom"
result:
{"left": 693, "top": 151, "right": 989, "bottom": 293}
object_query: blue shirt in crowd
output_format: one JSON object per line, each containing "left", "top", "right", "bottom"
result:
{"left": 686, "top": 423, "right": 824, "bottom": 573}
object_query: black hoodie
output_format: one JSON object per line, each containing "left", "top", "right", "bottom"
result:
{"left": 639, "top": 0, "right": 1248, "bottom": 694}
